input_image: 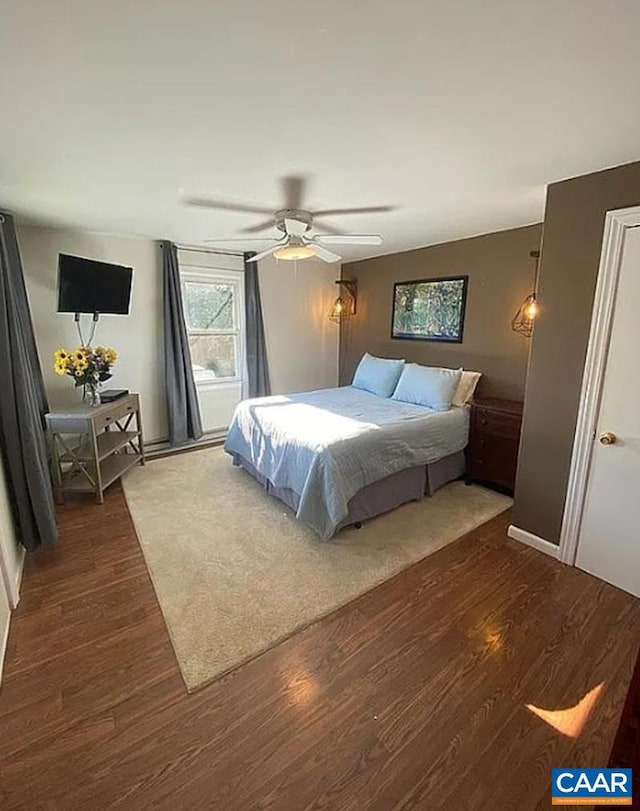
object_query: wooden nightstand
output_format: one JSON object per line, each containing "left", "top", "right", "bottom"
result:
{"left": 465, "top": 397, "right": 524, "bottom": 495}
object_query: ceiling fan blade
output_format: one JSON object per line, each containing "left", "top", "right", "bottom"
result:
{"left": 285, "top": 217, "right": 308, "bottom": 238}
{"left": 203, "top": 237, "right": 283, "bottom": 243}
{"left": 246, "top": 245, "right": 279, "bottom": 263}
{"left": 312, "top": 221, "right": 346, "bottom": 236}
{"left": 240, "top": 218, "right": 277, "bottom": 234}
{"left": 313, "top": 205, "right": 394, "bottom": 217}
{"left": 184, "top": 195, "right": 274, "bottom": 216}
{"left": 312, "top": 244, "right": 342, "bottom": 263}
{"left": 281, "top": 175, "right": 306, "bottom": 209}
{"left": 314, "top": 234, "right": 383, "bottom": 246}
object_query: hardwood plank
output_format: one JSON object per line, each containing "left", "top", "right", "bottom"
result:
{"left": 0, "top": 485, "right": 638, "bottom": 810}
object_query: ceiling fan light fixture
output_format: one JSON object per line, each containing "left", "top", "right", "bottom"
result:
{"left": 273, "top": 243, "right": 316, "bottom": 261}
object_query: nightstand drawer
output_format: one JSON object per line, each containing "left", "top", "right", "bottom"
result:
{"left": 93, "top": 396, "right": 138, "bottom": 432}
{"left": 467, "top": 436, "right": 518, "bottom": 491}
{"left": 473, "top": 408, "right": 521, "bottom": 441}
{"left": 466, "top": 397, "right": 523, "bottom": 495}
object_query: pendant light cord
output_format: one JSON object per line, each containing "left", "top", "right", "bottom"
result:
{"left": 530, "top": 250, "right": 541, "bottom": 295}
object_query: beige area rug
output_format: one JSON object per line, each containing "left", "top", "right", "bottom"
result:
{"left": 123, "top": 447, "right": 512, "bottom": 692}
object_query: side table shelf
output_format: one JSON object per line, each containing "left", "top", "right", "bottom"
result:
{"left": 46, "top": 393, "right": 145, "bottom": 504}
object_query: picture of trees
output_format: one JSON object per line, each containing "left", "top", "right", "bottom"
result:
{"left": 391, "top": 276, "right": 468, "bottom": 342}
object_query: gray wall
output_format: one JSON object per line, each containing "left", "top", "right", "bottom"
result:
{"left": 340, "top": 224, "right": 542, "bottom": 401}
{"left": 513, "top": 161, "right": 640, "bottom": 544}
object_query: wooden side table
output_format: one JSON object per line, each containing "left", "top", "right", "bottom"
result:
{"left": 47, "top": 393, "right": 145, "bottom": 504}
{"left": 465, "top": 397, "right": 524, "bottom": 494}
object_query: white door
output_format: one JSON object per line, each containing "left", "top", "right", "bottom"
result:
{"left": 575, "top": 225, "right": 640, "bottom": 597}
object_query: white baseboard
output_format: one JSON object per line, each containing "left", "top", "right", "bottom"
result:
{"left": 145, "top": 431, "right": 227, "bottom": 458}
{"left": 0, "top": 545, "right": 25, "bottom": 684}
{"left": 508, "top": 525, "right": 560, "bottom": 560}
{"left": 0, "top": 604, "right": 9, "bottom": 685}
{"left": 1, "top": 545, "right": 25, "bottom": 610}
{"left": 11, "top": 546, "right": 25, "bottom": 609}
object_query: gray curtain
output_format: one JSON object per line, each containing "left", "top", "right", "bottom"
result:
{"left": 0, "top": 212, "right": 58, "bottom": 550}
{"left": 244, "top": 252, "right": 271, "bottom": 398}
{"left": 161, "top": 241, "right": 203, "bottom": 445}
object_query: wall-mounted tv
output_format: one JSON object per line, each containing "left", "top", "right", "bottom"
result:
{"left": 57, "top": 254, "right": 133, "bottom": 315}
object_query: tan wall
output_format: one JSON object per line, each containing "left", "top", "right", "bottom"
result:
{"left": 18, "top": 226, "right": 169, "bottom": 443}
{"left": 513, "top": 161, "right": 640, "bottom": 544}
{"left": 339, "top": 224, "right": 542, "bottom": 401}
{"left": 17, "top": 227, "right": 341, "bottom": 442}
{"left": 258, "top": 255, "right": 339, "bottom": 395}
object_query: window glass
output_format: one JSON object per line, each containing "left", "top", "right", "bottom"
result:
{"left": 185, "top": 282, "right": 234, "bottom": 330}
{"left": 189, "top": 334, "right": 237, "bottom": 381}
{"left": 181, "top": 272, "right": 243, "bottom": 384}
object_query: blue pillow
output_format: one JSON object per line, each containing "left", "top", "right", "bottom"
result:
{"left": 392, "top": 364, "right": 462, "bottom": 411}
{"left": 352, "top": 353, "right": 405, "bottom": 398}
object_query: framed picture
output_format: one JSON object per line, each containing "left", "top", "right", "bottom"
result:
{"left": 391, "top": 275, "right": 468, "bottom": 343}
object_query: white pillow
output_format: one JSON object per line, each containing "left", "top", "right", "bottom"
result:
{"left": 392, "top": 364, "right": 462, "bottom": 411}
{"left": 452, "top": 370, "right": 482, "bottom": 407}
{"left": 352, "top": 353, "right": 405, "bottom": 398}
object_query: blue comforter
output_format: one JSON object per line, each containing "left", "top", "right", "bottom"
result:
{"left": 224, "top": 386, "right": 469, "bottom": 540}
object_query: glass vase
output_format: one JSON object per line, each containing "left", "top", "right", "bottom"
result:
{"left": 82, "top": 382, "right": 101, "bottom": 407}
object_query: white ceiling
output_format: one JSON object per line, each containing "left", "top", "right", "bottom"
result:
{"left": 1, "top": 0, "right": 640, "bottom": 261}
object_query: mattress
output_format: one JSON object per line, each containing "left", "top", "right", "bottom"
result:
{"left": 224, "top": 386, "right": 470, "bottom": 540}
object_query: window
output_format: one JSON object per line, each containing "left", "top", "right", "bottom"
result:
{"left": 181, "top": 268, "right": 244, "bottom": 386}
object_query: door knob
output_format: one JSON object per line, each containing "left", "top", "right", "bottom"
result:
{"left": 599, "top": 431, "right": 617, "bottom": 446}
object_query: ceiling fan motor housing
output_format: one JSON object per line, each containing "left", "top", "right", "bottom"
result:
{"left": 275, "top": 209, "right": 313, "bottom": 234}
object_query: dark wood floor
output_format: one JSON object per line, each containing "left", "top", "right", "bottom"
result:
{"left": 1, "top": 486, "right": 639, "bottom": 811}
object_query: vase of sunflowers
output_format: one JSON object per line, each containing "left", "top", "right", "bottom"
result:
{"left": 53, "top": 346, "right": 118, "bottom": 407}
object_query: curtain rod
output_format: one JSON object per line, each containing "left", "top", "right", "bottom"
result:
{"left": 173, "top": 242, "right": 245, "bottom": 258}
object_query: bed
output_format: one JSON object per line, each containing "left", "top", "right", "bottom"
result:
{"left": 224, "top": 385, "right": 470, "bottom": 540}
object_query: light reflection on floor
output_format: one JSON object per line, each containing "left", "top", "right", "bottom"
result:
{"left": 526, "top": 682, "right": 605, "bottom": 738}
{"left": 282, "top": 654, "right": 321, "bottom": 709}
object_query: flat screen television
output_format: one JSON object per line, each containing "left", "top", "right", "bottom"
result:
{"left": 57, "top": 254, "right": 133, "bottom": 315}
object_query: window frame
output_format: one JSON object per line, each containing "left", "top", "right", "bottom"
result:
{"left": 179, "top": 265, "right": 246, "bottom": 389}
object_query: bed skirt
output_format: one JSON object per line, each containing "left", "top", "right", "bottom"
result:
{"left": 229, "top": 450, "right": 465, "bottom": 535}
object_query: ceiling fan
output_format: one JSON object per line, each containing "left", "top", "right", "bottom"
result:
{"left": 184, "top": 175, "right": 390, "bottom": 263}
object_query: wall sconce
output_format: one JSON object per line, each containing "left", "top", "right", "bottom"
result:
{"left": 328, "top": 279, "right": 357, "bottom": 323}
{"left": 511, "top": 250, "right": 540, "bottom": 338}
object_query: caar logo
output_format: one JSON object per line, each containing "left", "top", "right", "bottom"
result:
{"left": 552, "top": 768, "right": 632, "bottom": 805}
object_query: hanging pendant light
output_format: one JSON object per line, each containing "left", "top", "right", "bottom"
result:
{"left": 328, "top": 296, "right": 347, "bottom": 322}
{"left": 511, "top": 250, "right": 541, "bottom": 338}
{"left": 328, "top": 280, "right": 357, "bottom": 323}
